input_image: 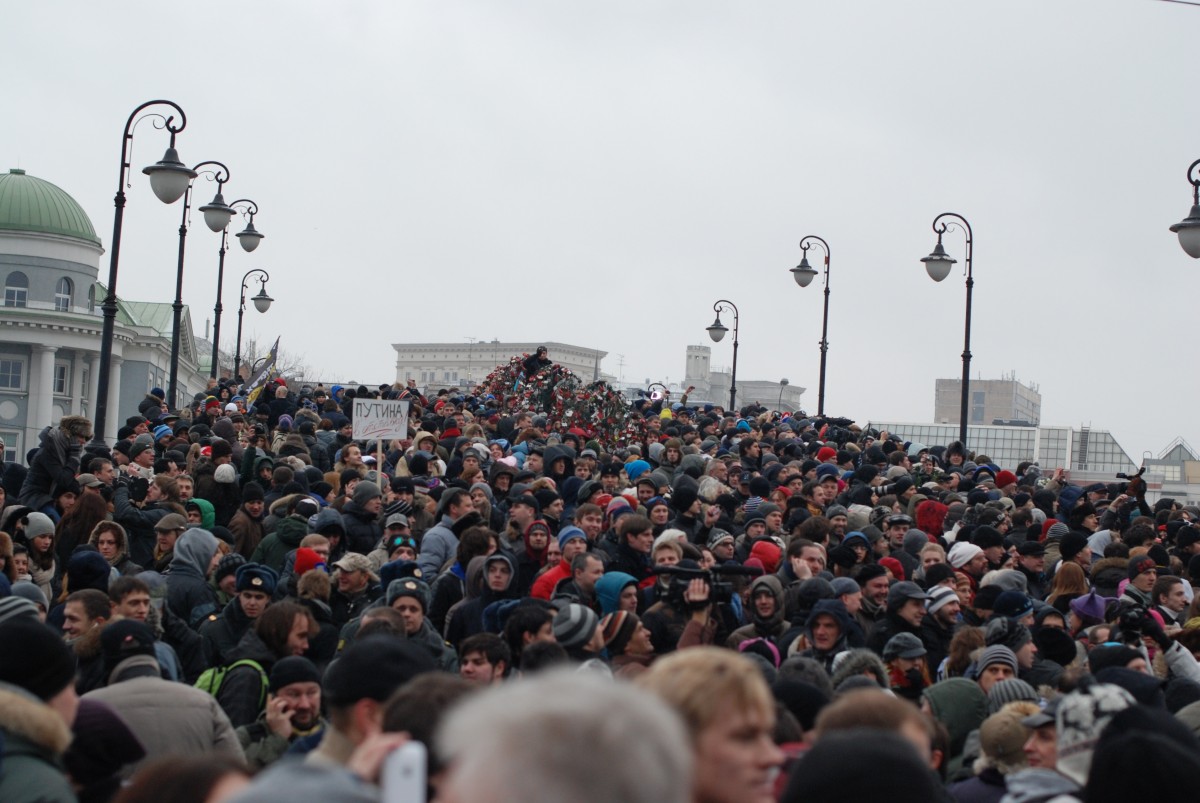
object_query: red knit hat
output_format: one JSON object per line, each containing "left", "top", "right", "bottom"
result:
{"left": 995, "top": 470, "right": 1018, "bottom": 488}
{"left": 294, "top": 547, "right": 327, "bottom": 577}
{"left": 749, "top": 540, "right": 782, "bottom": 574}
{"left": 817, "top": 446, "right": 838, "bottom": 462}
{"left": 879, "top": 556, "right": 906, "bottom": 581}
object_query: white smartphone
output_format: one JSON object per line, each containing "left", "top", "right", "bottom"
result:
{"left": 382, "top": 741, "right": 427, "bottom": 803}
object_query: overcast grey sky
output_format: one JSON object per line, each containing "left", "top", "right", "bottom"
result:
{"left": 2, "top": 1, "right": 1197, "bottom": 462}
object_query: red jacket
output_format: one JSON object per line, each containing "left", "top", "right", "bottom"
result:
{"left": 531, "top": 559, "right": 571, "bottom": 600}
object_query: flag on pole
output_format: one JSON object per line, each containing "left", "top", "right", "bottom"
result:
{"left": 245, "top": 337, "right": 280, "bottom": 404}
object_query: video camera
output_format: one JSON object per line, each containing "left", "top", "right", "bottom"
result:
{"left": 651, "top": 563, "right": 763, "bottom": 609}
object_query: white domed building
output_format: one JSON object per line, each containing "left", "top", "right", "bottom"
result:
{"left": 0, "top": 168, "right": 206, "bottom": 454}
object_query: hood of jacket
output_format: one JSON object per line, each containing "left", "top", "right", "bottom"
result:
{"left": 921, "top": 677, "right": 988, "bottom": 760}
{"left": 0, "top": 682, "right": 72, "bottom": 756}
{"left": 274, "top": 515, "right": 311, "bottom": 548}
{"left": 480, "top": 552, "right": 517, "bottom": 602}
{"left": 595, "top": 571, "right": 638, "bottom": 616}
{"left": 463, "top": 555, "right": 488, "bottom": 602}
{"left": 678, "top": 453, "right": 707, "bottom": 480}
{"left": 312, "top": 507, "right": 345, "bottom": 536}
{"left": 269, "top": 493, "right": 304, "bottom": 518}
{"left": 829, "top": 648, "right": 888, "bottom": 689}
{"left": 543, "top": 444, "right": 576, "bottom": 481}
{"left": 748, "top": 575, "right": 786, "bottom": 630}
{"left": 189, "top": 497, "right": 216, "bottom": 530}
{"left": 805, "top": 598, "right": 853, "bottom": 640}
{"left": 1090, "top": 557, "right": 1128, "bottom": 598}
{"left": 212, "top": 418, "right": 237, "bottom": 442}
{"left": 171, "top": 528, "right": 219, "bottom": 579}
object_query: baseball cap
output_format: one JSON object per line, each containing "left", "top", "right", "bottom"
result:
{"left": 332, "top": 553, "right": 373, "bottom": 574}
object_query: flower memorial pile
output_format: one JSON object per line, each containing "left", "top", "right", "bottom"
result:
{"left": 476, "top": 355, "right": 647, "bottom": 449}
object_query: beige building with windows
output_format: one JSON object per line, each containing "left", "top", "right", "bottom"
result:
{"left": 935, "top": 374, "right": 1041, "bottom": 426}
{"left": 392, "top": 340, "right": 607, "bottom": 391}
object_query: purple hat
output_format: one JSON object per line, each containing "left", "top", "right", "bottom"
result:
{"left": 1069, "top": 589, "right": 1112, "bottom": 626}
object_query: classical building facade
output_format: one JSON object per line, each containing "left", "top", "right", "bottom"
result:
{"left": 393, "top": 340, "right": 607, "bottom": 391}
{"left": 0, "top": 168, "right": 206, "bottom": 454}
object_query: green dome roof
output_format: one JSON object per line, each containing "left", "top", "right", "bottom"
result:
{"left": 0, "top": 168, "right": 101, "bottom": 245}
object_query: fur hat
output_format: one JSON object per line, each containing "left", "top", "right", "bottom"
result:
{"left": 60, "top": 415, "right": 93, "bottom": 440}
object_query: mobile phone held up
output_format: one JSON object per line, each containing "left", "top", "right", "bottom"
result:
{"left": 382, "top": 741, "right": 427, "bottom": 803}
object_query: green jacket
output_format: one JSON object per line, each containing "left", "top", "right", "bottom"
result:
{"left": 236, "top": 710, "right": 327, "bottom": 769}
{"left": 0, "top": 683, "right": 77, "bottom": 803}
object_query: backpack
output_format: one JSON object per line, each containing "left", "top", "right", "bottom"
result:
{"left": 194, "top": 658, "right": 269, "bottom": 709}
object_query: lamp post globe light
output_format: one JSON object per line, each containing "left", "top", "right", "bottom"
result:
{"left": 233, "top": 268, "right": 272, "bottom": 383}
{"left": 169, "top": 161, "right": 232, "bottom": 409}
{"left": 210, "top": 199, "right": 264, "bottom": 378}
{"left": 920, "top": 212, "right": 974, "bottom": 450}
{"left": 1170, "top": 158, "right": 1200, "bottom": 258}
{"left": 777, "top": 378, "right": 789, "bottom": 412}
{"left": 791, "top": 235, "right": 831, "bottom": 415}
{"left": 706, "top": 299, "right": 739, "bottom": 411}
{"left": 94, "top": 100, "right": 197, "bottom": 445}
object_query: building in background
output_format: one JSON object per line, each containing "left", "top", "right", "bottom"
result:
{"left": 935, "top": 374, "right": 1041, "bottom": 426}
{"left": 873, "top": 421, "right": 1138, "bottom": 493}
{"left": 392, "top": 340, "right": 607, "bottom": 392}
{"left": 683, "top": 345, "right": 804, "bottom": 411}
{"left": 0, "top": 168, "right": 206, "bottom": 454}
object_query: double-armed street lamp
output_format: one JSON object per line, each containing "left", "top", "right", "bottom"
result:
{"left": 94, "top": 100, "right": 197, "bottom": 445}
{"left": 920, "top": 212, "right": 975, "bottom": 450}
{"left": 207, "top": 199, "right": 264, "bottom": 378}
{"left": 169, "top": 161, "right": 235, "bottom": 408}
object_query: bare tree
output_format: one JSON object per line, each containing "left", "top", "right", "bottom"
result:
{"left": 238, "top": 336, "right": 318, "bottom": 382}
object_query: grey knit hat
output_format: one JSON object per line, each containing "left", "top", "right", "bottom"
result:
{"left": 552, "top": 603, "right": 599, "bottom": 651}
{"left": 986, "top": 677, "right": 1039, "bottom": 714}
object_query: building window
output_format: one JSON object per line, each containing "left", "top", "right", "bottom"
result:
{"left": 54, "top": 278, "right": 73, "bottom": 311}
{"left": 87, "top": 285, "right": 96, "bottom": 313}
{"left": 0, "top": 431, "right": 17, "bottom": 462}
{"left": 0, "top": 358, "right": 25, "bottom": 390}
{"left": 53, "top": 363, "right": 69, "bottom": 396}
{"left": 4, "top": 271, "right": 28, "bottom": 308}
{"left": 971, "top": 406, "right": 984, "bottom": 422}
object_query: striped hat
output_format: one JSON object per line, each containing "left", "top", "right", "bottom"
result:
{"left": 0, "top": 597, "right": 39, "bottom": 626}
{"left": 979, "top": 644, "right": 1019, "bottom": 674}
{"left": 926, "top": 585, "right": 960, "bottom": 616}
{"left": 553, "top": 603, "right": 599, "bottom": 651}
{"left": 600, "top": 611, "right": 638, "bottom": 656}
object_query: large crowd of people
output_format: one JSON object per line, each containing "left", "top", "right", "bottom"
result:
{"left": 2, "top": 353, "right": 1200, "bottom": 803}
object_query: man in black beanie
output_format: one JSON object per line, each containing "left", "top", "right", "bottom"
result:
{"left": 1058, "top": 531, "right": 1092, "bottom": 572}
{"left": 236, "top": 655, "right": 326, "bottom": 768}
{"left": 0, "top": 618, "right": 78, "bottom": 803}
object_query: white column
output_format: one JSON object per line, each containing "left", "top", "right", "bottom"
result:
{"left": 30, "top": 345, "right": 58, "bottom": 429}
{"left": 87, "top": 354, "right": 100, "bottom": 420}
{"left": 71, "top": 351, "right": 86, "bottom": 415}
{"left": 105, "top": 356, "right": 123, "bottom": 442}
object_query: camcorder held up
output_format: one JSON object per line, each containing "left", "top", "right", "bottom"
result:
{"left": 651, "top": 563, "right": 763, "bottom": 610}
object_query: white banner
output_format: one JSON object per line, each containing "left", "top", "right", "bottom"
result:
{"left": 352, "top": 398, "right": 410, "bottom": 441}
